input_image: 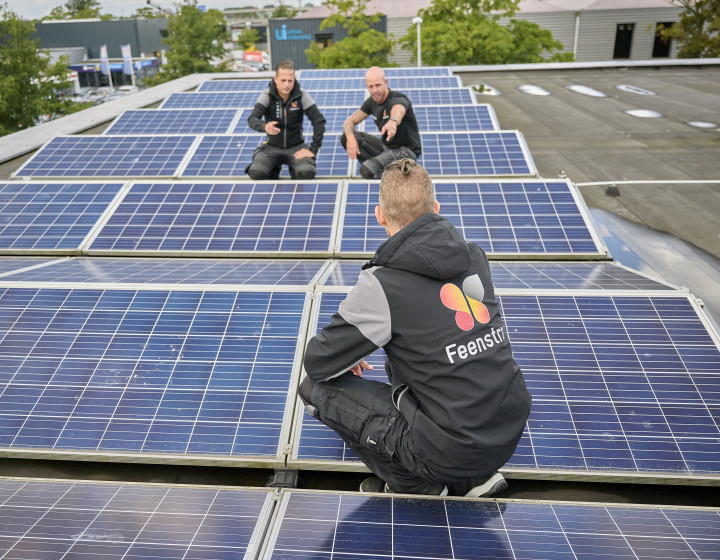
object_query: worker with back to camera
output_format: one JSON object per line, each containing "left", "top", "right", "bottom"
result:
{"left": 246, "top": 59, "right": 326, "bottom": 179}
{"left": 299, "top": 158, "right": 532, "bottom": 497}
{"left": 340, "top": 66, "right": 422, "bottom": 179}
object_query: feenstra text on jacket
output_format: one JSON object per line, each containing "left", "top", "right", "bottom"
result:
{"left": 445, "top": 325, "right": 507, "bottom": 364}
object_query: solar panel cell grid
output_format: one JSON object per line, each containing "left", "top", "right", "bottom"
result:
{"left": 414, "top": 105, "right": 499, "bottom": 131}
{"left": 266, "top": 492, "right": 720, "bottom": 560}
{"left": 1, "top": 257, "right": 325, "bottom": 286}
{"left": 161, "top": 92, "right": 261, "bottom": 109}
{"left": 0, "top": 287, "right": 306, "bottom": 460}
{"left": 13, "top": 136, "right": 195, "bottom": 178}
{"left": 197, "top": 80, "right": 268, "bottom": 92}
{"left": 88, "top": 183, "right": 338, "bottom": 254}
{"left": 339, "top": 181, "right": 600, "bottom": 256}
{"left": 294, "top": 292, "right": 720, "bottom": 479}
{"left": 298, "top": 68, "right": 453, "bottom": 79}
{"left": 403, "top": 88, "right": 476, "bottom": 106}
{"left": 105, "top": 109, "right": 239, "bottom": 136}
{"left": 0, "top": 183, "right": 124, "bottom": 250}
{"left": 0, "top": 479, "right": 272, "bottom": 558}
{"left": 417, "top": 132, "right": 533, "bottom": 176}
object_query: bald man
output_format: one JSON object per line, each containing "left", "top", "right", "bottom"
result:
{"left": 341, "top": 66, "right": 422, "bottom": 179}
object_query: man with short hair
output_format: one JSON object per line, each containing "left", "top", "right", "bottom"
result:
{"left": 247, "top": 60, "right": 325, "bottom": 179}
{"left": 341, "top": 66, "right": 422, "bottom": 179}
{"left": 299, "top": 159, "right": 531, "bottom": 497}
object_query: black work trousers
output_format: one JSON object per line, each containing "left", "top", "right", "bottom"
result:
{"left": 246, "top": 143, "right": 316, "bottom": 180}
{"left": 340, "top": 132, "right": 417, "bottom": 179}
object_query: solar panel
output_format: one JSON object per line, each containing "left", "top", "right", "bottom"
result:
{"left": 264, "top": 490, "right": 720, "bottom": 559}
{"left": 86, "top": 182, "right": 339, "bottom": 256}
{"left": 320, "top": 260, "right": 679, "bottom": 291}
{"left": 0, "top": 285, "right": 308, "bottom": 464}
{"left": 1, "top": 257, "right": 328, "bottom": 287}
{"left": 12, "top": 136, "right": 196, "bottom": 179}
{"left": 232, "top": 107, "right": 358, "bottom": 135}
{"left": 104, "top": 109, "right": 240, "bottom": 136}
{"left": 0, "top": 257, "right": 60, "bottom": 277}
{"left": 197, "top": 79, "right": 269, "bottom": 92}
{"left": 414, "top": 104, "right": 500, "bottom": 131}
{"left": 160, "top": 92, "right": 261, "bottom": 109}
{"left": 0, "top": 182, "right": 125, "bottom": 251}
{"left": 298, "top": 67, "right": 453, "bottom": 79}
{"left": 298, "top": 76, "right": 462, "bottom": 91}
{"left": 290, "top": 291, "right": 720, "bottom": 483}
{"left": 338, "top": 180, "right": 604, "bottom": 258}
{"left": 414, "top": 132, "right": 536, "bottom": 176}
{"left": 179, "top": 135, "right": 351, "bottom": 178}
{"left": 161, "top": 90, "right": 367, "bottom": 109}
{"left": 0, "top": 479, "right": 274, "bottom": 558}
{"left": 404, "top": 88, "right": 477, "bottom": 106}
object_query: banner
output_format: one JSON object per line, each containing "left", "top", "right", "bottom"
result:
{"left": 121, "top": 44, "right": 133, "bottom": 75}
{"left": 99, "top": 44, "right": 110, "bottom": 76}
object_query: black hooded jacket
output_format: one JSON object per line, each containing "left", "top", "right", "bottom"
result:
{"left": 248, "top": 79, "right": 325, "bottom": 154}
{"left": 303, "top": 213, "right": 532, "bottom": 480}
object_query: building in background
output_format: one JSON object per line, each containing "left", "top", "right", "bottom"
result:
{"left": 292, "top": 0, "right": 682, "bottom": 67}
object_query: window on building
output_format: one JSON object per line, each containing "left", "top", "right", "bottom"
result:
{"left": 652, "top": 22, "right": 674, "bottom": 58}
{"left": 315, "top": 33, "right": 333, "bottom": 51}
{"left": 613, "top": 23, "right": 635, "bottom": 59}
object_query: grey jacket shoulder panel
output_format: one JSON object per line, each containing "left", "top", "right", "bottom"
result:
{"left": 338, "top": 268, "right": 391, "bottom": 348}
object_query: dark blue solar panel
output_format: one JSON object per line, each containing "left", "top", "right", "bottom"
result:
{"left": 180, "top": 135, "right": 350, "bottom": 178}
{"left": 233, "top": 107, "right": 359, "bottom": 135}
{"left": 321, "top": 261, "right": 676, "bottom": 291}
{"left": 88, "top": 183, "right": 338, "bottom": 254}
{"left": 0, "top": 287, "right": 306, "bottom": 460}
{"left": 197, "top": 79, "right": 269, "bottom": 92}
{"left": 160, "top": 92, "right": 260, "bottom": 109}
{"left": 267, "top": 491, "right": 720, "bottom": 559}
{"left": 0, "top": 183, "right": 124, "bottom": 250}
{"left": 0, "top": 257, "right": 59, "bottom": 277}
{"left": 293, "top": 292, "right": 720, "bottom": 480}
{"left": 105, "top": 109, "right": 239, "bottom": 135}
{"left": 414, "top": 104, "right": 500, "bottom": 131}
{"left": 404, "top": 88, "right": 476, "bottom": 106}
{"left": 0, "top": 479, "right": 272, "bottom": 558}
{"left": 13, "top": 136, "right": 195, "bottom": 178}
{"left": 298, "top": 76, "right": 462, "bottom": 91}
{"left": 298, "top": 67, "right": 453, "bottom": 79}
{"left": 3, "top": 257, "right": 326, "bottom": 286}
{"left": 339, "top": 181, "right": 602, "bottom": 256}
{"left": 161, "top": 90, "right": 366, "bottom": 109}
{"left": 414, "top": 132, "right": 535, "bottom": 176}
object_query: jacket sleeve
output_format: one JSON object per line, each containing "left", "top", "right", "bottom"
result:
{"left": 303, "top": 269, "right": 391, "bottom": 382}
{"left": 247, "top": 91, "right": 270, "bottom": 133}
{"left": 302, "top": 91, "right": 325, "bottom": 155}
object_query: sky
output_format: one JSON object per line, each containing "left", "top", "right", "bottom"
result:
{"left": 5, "top": 0, "right": 310, "bottom": 20}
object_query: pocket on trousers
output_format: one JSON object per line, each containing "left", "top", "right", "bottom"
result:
{"left": 317, "top": 386, "right": 373, "bottom": 441}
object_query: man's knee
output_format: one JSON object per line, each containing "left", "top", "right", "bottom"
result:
{"left": 340, "top": 133, "right": 347, "bottom": 149}
{"left": 248, "top": 164, "right": 280, "bottom": 180}
{"left": 293, "top": 164, "right": 316, "bottom": 180}
{"left": 298, "top": 376, "right": 320, "bottom": 419}
{"left": 359, "top": 161, "right": 382, "bottom": 179}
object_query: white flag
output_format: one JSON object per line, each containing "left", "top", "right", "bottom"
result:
{"left": 121, "top": 44, "right": 133, "bottom": 75}
{"left": 99, "top": 44, "right": 111, "bottom": 76}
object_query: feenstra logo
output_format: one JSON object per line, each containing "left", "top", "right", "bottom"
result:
{"left": 440, "top": 275, "right": 490, "bottom": 331}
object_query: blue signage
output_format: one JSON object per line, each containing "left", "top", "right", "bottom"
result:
{"left": 274, "top": 24, "right": 312, "bottom": 41}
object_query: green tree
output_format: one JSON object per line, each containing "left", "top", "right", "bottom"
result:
{"left": 271, "top": 4, "right": 297, "bottom": 18}
{"left": 236, "top": 28, "right": 260, "bottom": 50}
{"left": 305, "top": 0, "right": 394, "bottom": 68}
{"left": 0, "top": 4, "right": 87, "bottom": 136}
{"left": 147, "top": 0, "right": 229, "bottom": 84}
{"left": 133, "top": 6, "right": 164, "bottom": 18}
{"left": 661, "top": 0, "right": 720, "bottom": 58}
{"left": 401, "top": 0, "right": 570, "bottom": 65}
{"left": 46, "top": 0, "right": 111, "bottom": 20}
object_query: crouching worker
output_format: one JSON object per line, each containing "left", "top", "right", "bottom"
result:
{"left": 299, "top": 159, "right": 531, "bottom": 497}
{"left": 246, "top": 59, "right": 325, "bottom": 179}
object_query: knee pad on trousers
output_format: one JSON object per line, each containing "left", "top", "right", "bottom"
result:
{"left": 247, "top": 168, "right": 269, "bottom": 180}
{"left": 298, "top": 376, "right": 315, "bottom": 406}
{"left": 293, "top": 168, "right": 316, "bottom": 180}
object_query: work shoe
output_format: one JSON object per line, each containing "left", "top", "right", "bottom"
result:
{"left": 463, "top": 472, "right": 508, "bottom": 498}
{"left": 359, "top": 476, "right": 448, "bottom": 496}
